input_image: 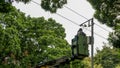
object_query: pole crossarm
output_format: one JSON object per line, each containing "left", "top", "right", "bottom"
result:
{"left": 80, "top": 18, "right": 93, "bottom": 26}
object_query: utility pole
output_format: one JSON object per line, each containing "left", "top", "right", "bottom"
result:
{"left": 91, "top": 18, "right": 94, "bottom": 68}
{"left": 80, "top": 18, "right": 94, "bottom": 68}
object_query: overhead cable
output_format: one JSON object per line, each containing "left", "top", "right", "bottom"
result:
{"left": 64, "top": 6, "right": 88, "bottom": 20}
{"left": 31, "top": 1, "right": 108, "bottom": 41}
{"left": 94, "top": 23, "right": 111, "bottom": 32}
{"left": 56, "top": 13, "right": 107, "bottom": 40}
{"left": 31, "top": 0, "right": 40, "bottom": 5}
{"left": 64, "top": 6, "right": 111, "bottom": 33}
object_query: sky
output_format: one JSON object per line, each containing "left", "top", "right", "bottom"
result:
{"left": 12, "top": 0, "right": 112, "bottom": 55}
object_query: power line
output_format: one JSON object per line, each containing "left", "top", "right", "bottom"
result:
{"left": 82, "top": 26, "right": 107, "bottom": 40}
{"left": 64, "top": 6, "right": 88, "bottom": 20}
{"left": 31, "top": 0, "right": 40, "bottom": 5}
{"left": 94, "top": 23, "right": 111, "bottom": 32}
{"left": 31, "top": 0, "right": 110, "bottom": 33}
{"left": 31, "top": 1, "right": 108, "bottom": 41}
{"left": 56, "top": 13, "right": 80, "bottom": 26}
{"left": 94, "top": 32, "right": 107, "bottom": 40}
{"left": 56, "top": 13, "right": 107, "bottom": 40}
{"left": 83, "top": 27, "right": 107, "bottom": 40}
{"left": 64, "top": 6, "right": 111, "bottom": 33}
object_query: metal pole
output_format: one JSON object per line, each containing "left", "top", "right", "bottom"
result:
{"left": 80, "top": 18, "right": 94, "bottom": 68}
{"left": 91, "top": 18, "right": 94, "bottom": 68}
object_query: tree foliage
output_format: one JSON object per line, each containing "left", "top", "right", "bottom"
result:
{"left": 94, "top": 46, "right": 120, "bottom": 68}
{"left": 108, "top": 29, "right": 120, "bottom": 48}
{"left": 0, "top": 8, "right": 70, "bottom": 67}
{"left": 87, "top": 0, "right": 120, "bottom": 27}
{"left": 0, "top": 0, "right": 15, "bottom": 13}
{"left": 87, "top": 0, "right": 120, "bottom": 48}
{"left": 87, "top": 1, "right": 120, "bottom": 67}
{"left": 0, "top": 0, "right": 67, "bottom": 13}
{"left": 41, "top": 0, "right": 67, "bottom": 13}
{"left": 70, "top": 57, "right": 103, "bottom": 68}
{"left": 15, "top": 0, "right": 31, "bottom": 4}
{"left": 15, "top": 0, "right": 67, "bottom": 13}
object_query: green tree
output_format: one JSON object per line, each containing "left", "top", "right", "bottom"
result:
{"left": 116, "top": 63, "right": 120, "bottom": 68}
{"left": 70, "top": 57, "right": 103, "bottom": 68}
{"left": 40, "top": 0, "right": 67, "bottom": 13}
{"left": 0, "top": 7, "right": 70, "bottom": 67}
{"left": 108, "top": 29, "right": 120, "bottom": 48}
{"left": 82, "top": 57, "right": 103, "bottom": 68}
{"left": 94, "top": 46, "right": 120, "bottom": 68}
{"left": 18, "top": 0, "right": 67, "bottom": 13}
{"left": 87, "top": 0, "right": 120, "bottom": 27}
{"left": 0, "top": 0, "right": 15, "bottom": 13}
{"left": 87, "top": 0, "right": 120, "bottom": 48}
{"left": 71, "top": 59, "right": 83, "bottom": 68}
{"left": 0, "top": 0, "right": 67, "bottom": 13}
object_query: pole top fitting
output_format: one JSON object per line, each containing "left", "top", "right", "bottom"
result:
{"left": 78, "top": 28, "right": 82, "bottom": 32}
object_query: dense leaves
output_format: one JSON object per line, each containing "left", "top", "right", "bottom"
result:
{"left": 87, "top": 0, "right": 120, "bottom": 27}
{"left": 87, "top": 0, "right": 120, "bottom": 48}
{"left": 70, "top": 57, "right": 103, "bottom": 68}
{"left": 0, "top": 0, "right": 67, "bottom": 13}
{"left": 41, "top": 0, "right": 67, "bottom": 13}
{"left": 0, "top": 0, "right": 14, "bottom": 13}
{"left": 15, "top": 0, "right": 67, "bottom": 13}
{"left": 0, "top": 8, "right": 70, "bottom": 67}
{"left": 15, "top": 0, "right": 31, "bottom": 4}
{"left": 70, "top": 46, "right": 120, "bottom": 68}
{"left": 108, "top": 29, "right": 120, "bottom": 48}
{"left": 94, "top": 46, "right": 120, "bottom": 68}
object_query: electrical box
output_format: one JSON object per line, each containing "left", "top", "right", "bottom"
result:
{"left": 71, "top": 28, "right": 89, "bottom": 59}
{"left": 77, "top": 31, "right": 89, "bottom": 56}
{"left": 71, "top": 35, "right": 78, "bottom": 57}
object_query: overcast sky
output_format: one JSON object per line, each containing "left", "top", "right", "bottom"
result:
{"left": 12, "top": 0, "right": 112, "bottom": 55}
